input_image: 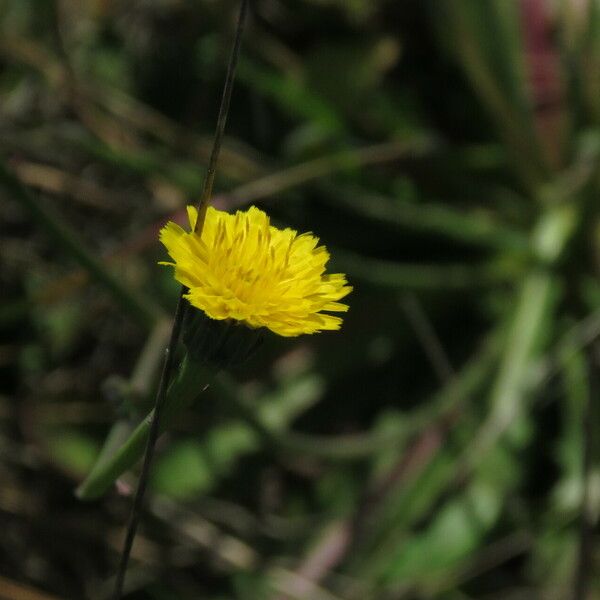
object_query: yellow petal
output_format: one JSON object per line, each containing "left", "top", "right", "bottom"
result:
{"left": 159, "top": 205, "right": 352, "bottom": 336}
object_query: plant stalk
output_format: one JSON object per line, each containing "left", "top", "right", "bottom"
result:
{"left": 76, "top": 354, "right": 206, "bottom": 500}
{"left": 109, "top": 1, "right": 249, "bottom": 597}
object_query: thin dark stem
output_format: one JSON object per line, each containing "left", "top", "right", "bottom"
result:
{"left": 112, "top": 296, "right": 186, "bottom": 599}
{"left": 112, "top": 2, "right": 249, "bottom": 597}
{"left": 194, "top": 0, "right": 249, "bottom": 233}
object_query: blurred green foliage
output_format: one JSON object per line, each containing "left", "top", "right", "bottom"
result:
{"left": 0, "top": 1, "right": 599, "bottom": 599}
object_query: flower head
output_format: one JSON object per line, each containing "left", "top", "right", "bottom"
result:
{"left": 159, "top": 205, "right": 352, "bottom": 337}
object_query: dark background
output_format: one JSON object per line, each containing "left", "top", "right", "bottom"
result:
{"left": 0, "top": 1, "right": 598, "bottom": 599}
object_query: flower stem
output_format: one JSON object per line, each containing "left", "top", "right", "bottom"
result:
{"left": 111, "top": 296, "right": 186, "bottom": 599}
{"left": 75, "top": 353, "right": 206, "bottom": 501}
{"left": 194, "top": 0, "right": 249, "bottom": 233}
{"left": 109, "top": 1, "right": 249, "bottom": 597}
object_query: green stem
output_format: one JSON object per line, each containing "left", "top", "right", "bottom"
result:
{"left": 0, "top": 160, "right": 161, "bottom": 330}
{"left": 332, "top": 250, "right": 507, "bottom": 291}
{"left": 446, "top": 1, "right": 547, "bottom": 192}
{"left": 76, "top": 353, "right": 205, "bottom": 500}
{"left": 466, "top": 204, "right": 577, "bottom": 465}
{"left": 323, "top": 184, "right": 530, "bottom": 253}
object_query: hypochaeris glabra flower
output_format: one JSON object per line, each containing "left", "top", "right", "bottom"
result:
{"left": 159, "top": 205, "right": 352, "bottom": 337}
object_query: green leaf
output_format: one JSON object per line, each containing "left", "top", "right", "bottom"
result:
{"left": 47, "top": 429, "right": 100, "bottom": 477}
{"left": 151, "top": 440, "right": 214, "bottom": 499}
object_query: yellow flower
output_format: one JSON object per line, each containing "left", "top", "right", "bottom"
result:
{"left": 159, "top": 205, "right": 352, "bottom": 337}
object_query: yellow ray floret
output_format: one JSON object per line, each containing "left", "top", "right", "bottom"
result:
{"left": 159, "top": 205, "right": 352, "bottom": 337}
